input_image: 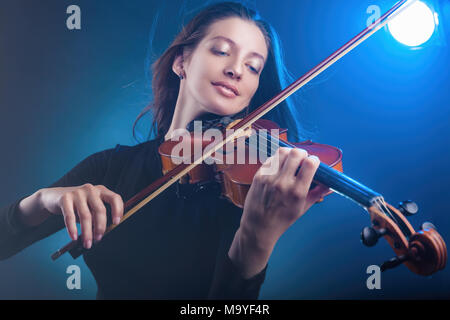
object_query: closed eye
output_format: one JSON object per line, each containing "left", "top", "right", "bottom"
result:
{"left": 212, "top": 49, "right": 260, "bottom": 74}
{"left": 248, "top": 65, "right": 259, "bottom": 74}
{"left": 213, "top": 49, "right": 228, "bottom": 56}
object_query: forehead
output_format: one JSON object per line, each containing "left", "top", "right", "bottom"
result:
{"left": 203, "top": 17, "right": 268, "bottom": 59}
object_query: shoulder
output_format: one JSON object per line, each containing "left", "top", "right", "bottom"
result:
{"left": 73, "top": 138, "right": 162, "bottom": 177}
{"left": 112, "top": 138, "right": 161, "bottom": 155}
{"left": 110, "top": 138, "right": 162, "bottom": 163}
{"left": 102, "top": 138, "right": 163, "bottom": 175}
{"left": 46, "top": 138, "right": 163, "bottom": 189}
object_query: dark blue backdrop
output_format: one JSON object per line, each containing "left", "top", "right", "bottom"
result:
{"left": 0, "top": 0, "right": 449, "bottom": 299}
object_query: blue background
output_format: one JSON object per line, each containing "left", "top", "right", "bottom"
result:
{"left": 0, "top": 0, "right": 449, "bottom": 299}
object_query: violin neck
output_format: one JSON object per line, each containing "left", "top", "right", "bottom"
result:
{"left": 315, "top": 162, "right": 382, "bottom": 208}
{"left": 274, "top": 139, "right": 382, "bottom": 208}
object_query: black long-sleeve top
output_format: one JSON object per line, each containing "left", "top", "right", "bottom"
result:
{"left": 0, "top": 137, "right": 267, "bottom": 299}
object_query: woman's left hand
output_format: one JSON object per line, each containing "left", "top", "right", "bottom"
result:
{"left": 240, "top": 147, "right": 330, "bottom": 249}
{"left": 228, "top": 147, "right": 330, "bottom": 278}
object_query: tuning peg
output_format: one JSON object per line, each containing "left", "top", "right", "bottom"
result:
{"left": 380, "top": 255, "right": 408, "bottom": 272}
{"left": 397, "top": 200, "right": 418, "bottom": 216}
{"left": 421, "top": 221, "right": 436, "bottom": 231}
{"left": 360, "top": 227, "right": 387, "bottom": 247}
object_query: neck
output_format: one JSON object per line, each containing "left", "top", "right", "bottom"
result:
{"left": 165, "top": 90, "right": 205, "bottom": 141}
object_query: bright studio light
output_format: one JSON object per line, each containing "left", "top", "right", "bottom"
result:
{"left": 388, "top": 1, "right": 436, "bottom": 47}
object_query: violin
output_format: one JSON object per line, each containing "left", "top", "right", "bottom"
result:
{"left": 159, "top": 114, "right": 446, "bottom": 275}
{"left": 52, "top": 0, "right": 447, "bottom": 277}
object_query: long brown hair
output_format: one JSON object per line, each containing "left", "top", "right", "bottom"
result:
{"left": 133, "top": 1, "right": 310, "bottom": 143}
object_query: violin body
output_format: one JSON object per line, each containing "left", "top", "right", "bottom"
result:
{"left": 158, "top": 119, "right": 343, "bottom": 207}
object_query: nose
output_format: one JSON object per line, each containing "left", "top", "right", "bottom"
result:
{"left": 224, "top": 63, "right": 242, "bottom": 80}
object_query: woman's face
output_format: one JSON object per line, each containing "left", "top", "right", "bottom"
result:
{"left": 175, "top": 17, "right": 269, "bottom": 117}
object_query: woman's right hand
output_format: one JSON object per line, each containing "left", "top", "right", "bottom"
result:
{"left": 40, "top": 184, "right": 124, "bottom": 249}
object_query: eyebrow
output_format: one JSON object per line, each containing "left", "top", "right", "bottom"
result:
{"left": 208, "top": 35, "right": 266, "bottom": 63}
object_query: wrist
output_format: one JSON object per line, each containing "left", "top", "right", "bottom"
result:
{"left": 228, "top": 226, "right": 274, "bottom": 279}
{"left": 17, "top": 189, "right": 52, "bottom": 227}
{"left": 239, "top": 219, "right": 279, "bottom": 252}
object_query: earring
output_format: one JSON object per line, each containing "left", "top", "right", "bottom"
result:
{"left": 179, "top": 73, "right": 184, "bottom": 80}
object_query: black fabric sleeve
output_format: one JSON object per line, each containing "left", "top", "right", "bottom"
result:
{"left": 0, "top": 147, "right": 116, "bottom": 261}
{"left": 207, "top": 200, "right": 268, "bottom": 299}
{"left": 208, "top": 251, "right": 268, "bottom": 299}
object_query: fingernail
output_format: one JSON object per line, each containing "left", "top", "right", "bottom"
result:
{"left": 309, "top": 155, "right": 319, "bottom": 162}
{"left": 113, "top": 217, "right": 121, "bottom": 225}
{"left": 72, "top": 233, "right": 78, "bottom": 241}
{"left": 94, "top": 234, "right": 102, "bottom": 243}
{"left": 84, "top": 240, "right": 92, "bottom": 249}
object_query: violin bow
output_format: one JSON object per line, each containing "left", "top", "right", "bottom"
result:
{"left": 52, "top": 0, "right": 417, "bottom": 260}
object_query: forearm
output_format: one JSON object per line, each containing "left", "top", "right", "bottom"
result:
{"left": 208, "top": 224, "right": 270, "bottom": 299}
{"left": 17, "top": 189, "right": 52, "bottom": 228}
{"left": 228, "top": 224, "right": 275, "bottom": 279}
{"left": 0, "top": 189, "right": 65, "bottom": 261}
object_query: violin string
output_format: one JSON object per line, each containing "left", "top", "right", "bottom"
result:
{"left": 373, "top": 198, "right": 383, "bottom": 215}
{"left": 378, "top": 198, "right": 395, "bottom": 222}
{"left": 374, "top": 199, "right": 385, "bottom": 218}
{"left": 252, "top": 123, "right": 281, "bottom": 156}
{"left": 241, "top": 130, "right": 279, "bottom": 159}
{"left": 221, "top": 124, "right": 280, "bottom": 158}
{"left": 378, "top": 197, "right": 399, "bottom": 225}
{"left": 374, "top": 197, "right": 397, "bottom": 224}
{"left": 240, "top": 123, "right": 288, "bottom": 155}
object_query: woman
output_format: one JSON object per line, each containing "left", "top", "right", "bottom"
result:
{"left": 0, "top": 2, "right": 330, "bottom": 299}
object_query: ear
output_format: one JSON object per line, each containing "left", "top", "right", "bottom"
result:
{"left": 172, "top": 54, "right": 184, "bottom": 78}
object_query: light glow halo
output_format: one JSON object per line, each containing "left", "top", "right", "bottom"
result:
{"left": 387, "top": 1, "right": 436, "bottom": 46}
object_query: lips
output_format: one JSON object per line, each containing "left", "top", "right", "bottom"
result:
{"left": 211, "top": 81, "right": 239, "bottom": 96}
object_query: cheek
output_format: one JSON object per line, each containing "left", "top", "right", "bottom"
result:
{"left": 241, "top": 79, "right": 260, "bottom": 103}
{"left": 186, "top": 69, "right": 210, "bottom": 101}
{"left": 189, "top": 58, "right": 219, "bottom": 95}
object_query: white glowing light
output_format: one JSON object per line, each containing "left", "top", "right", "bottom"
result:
{"left": 388, "top": 1, "right": 436, "bottom": 46}
{"left": 434, "top": 12, "right": 439, "bottom": 26}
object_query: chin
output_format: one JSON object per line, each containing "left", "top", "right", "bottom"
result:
{"left": 203, "top": 106, "right": 232, "bottom": 117}
{"left": 205, "top": 102, "right": 245, "bottom": 117}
